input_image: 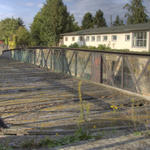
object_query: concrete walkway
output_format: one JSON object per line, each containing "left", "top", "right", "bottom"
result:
{"left": 0, "top": 56, "right": 150, "bottom": 149}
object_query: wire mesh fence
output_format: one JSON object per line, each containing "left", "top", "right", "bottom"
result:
{"left": 2, "top": 47, "right": 150, "bottom": 96}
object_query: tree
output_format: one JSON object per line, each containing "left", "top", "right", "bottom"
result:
{"left": 82, "top": 12, "right": 94, "bottom": 29}
{"left": 30, "top": 11, "right": 44, "bottom": 46}
{"left": 17, "top": 18, "right": 24, "bottom": 26}
{"left": 65, "top": 14, "right": 80, "bottom": 32}
{"left": 0, "top": 17, "right": 24, "bottom": 46}
{"left": 16, "top": 26, "right": 30, "bottom": 48}
{"left": 94, "top": 9, "right": 107, "bottom": 27}
{"left": 113, "top": 16, "right": 124, "bottom": 26}
{"left": 31, "top": 0, "right": 76, "bottom": 46}
{"left": 123, "top": 0, "right": 148, "bottom": 24}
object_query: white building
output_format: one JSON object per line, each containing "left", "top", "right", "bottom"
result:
{"left": 61, "top": 23, "right": 150, "bottom": 52}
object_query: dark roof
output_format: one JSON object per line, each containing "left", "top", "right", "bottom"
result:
{"left": 62, "top": 23, "right": 150, "bottom": 36}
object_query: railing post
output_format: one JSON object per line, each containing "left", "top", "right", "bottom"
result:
{"left": 75, "top": 51, "right": 78, "bottom": 77}
{"left": 61, "top": 49, "right": 65, "bottom": 73}
{"left": 53, "top": 50, "right": 57, "bottom": 71}
{"left": 100, "top": 54, "right": 103, "bottom": 83}
{"left": 34, "top": 50, "right": 36, "bottom": 65}
{"left": 40, "top": 49, "right": 43, "bottom": 67}
{"left": 121, "top": 55, "right": 124, "bottom": 89}
{"left": 50, "top": 49, "right": 53, "bottom": 71}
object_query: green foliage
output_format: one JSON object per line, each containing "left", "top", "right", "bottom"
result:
{"left": 60, "top": 44, "right": 67, "bottom": 48}
{"left": 97, "top": 44, "right": 111, "bottom": 50}
{"left": 113, "top": 16, "right": 124, "bottom": 26}
{"left": 17, "top": 18, "right": 24, "bottom": 27}
{"left": 133, "top": 131, "right": 143, "bottom": 136}
{"left": 81, "top": 10, "right": 107, "bottom": 29}
{"left": 94, "top": 9, "right": 107, "bottom": 27}
{"left": 22, "top": 139, "right": 36, "bottom": 149}
{"left": 30, "top": 0, "right": 79, "bottom": 46}
{"left": 30, "top": 11, "right": 44, "bottom": 46}
{"left": 38, "top": 138, "right": 57, "bottom": 148}
{"left": 66, "top": 14, "right": 80, "bottom": 32}
{"left": 16, "top": 26, "right": 30, "bottom": 48}
{"left": 123, "top": 0, "right": 148, "bottom": 24}
{"left": 144, "top": 130, "right": 150, "bottom": 137}
{"left": 22, "top": 128, "right": 92, "bottom": 149}
{"left": 0, "top": 17, "right": 24, "bottom": 42}
{"left": 80, "top": 45, "right": 88, "bottom": 49}
{"left": 82, "top": 12, "right": 94, "bottom": 29}
{"left": 88, "top": 46, "right": 97, "bottom": 50}
{"left": 69, "top": 43, "right": 79, "bottom": 48}
{"left": 0, "top": 144, "right": 12, "bottom": 150}
{"left": 66, "top": 44, "right": 132, "bottom": 52}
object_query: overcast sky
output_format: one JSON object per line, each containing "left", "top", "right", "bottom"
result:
{"left": 0, "top": 0, "right": 150, "bottom": 28}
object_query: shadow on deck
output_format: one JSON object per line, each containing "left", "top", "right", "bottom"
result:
{"left": 0, "top": 56, "right": 150, "bottom": 149}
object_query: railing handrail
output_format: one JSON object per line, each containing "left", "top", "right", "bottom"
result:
{"left": 2, "top": 46, "right": 150, "bottom": 57}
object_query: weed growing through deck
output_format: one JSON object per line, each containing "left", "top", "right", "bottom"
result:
{"left": 20, "top": 80, "right": 104, "bottom": 149}
{"left": 0, "top": 144, "right": 12, "bottom": 150}
{"left": 78, "top": 81, "right": 86, "bottom": 124}
{"left": 77, "top": 81, "right": 91, "bottom": 125}
{"left": 110, "top": 105, "right": 119, "bottom": 112}
{"left": 21, "top": 128, "right": 97, "bottom": 149}
{"left": 131, "top": 99, "right": 138, "bottom": 130}
{"left": 22, "top": 139, "right": 36, "bottom": 149}
{"left": 77, "top": 81, "right": 93, "bottom": 137}
{"left": 133, "top": 131, "right": 143, "bottom": 136}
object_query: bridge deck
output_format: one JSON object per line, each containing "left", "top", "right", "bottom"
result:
{"left": 0, "top": 56, "right": 150, "bottom": 148}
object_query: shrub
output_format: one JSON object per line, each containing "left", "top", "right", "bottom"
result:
{"left": 69, "top": 43, "right": 79, "bottom": 48}
{"left": 80, "top": 45, "right": 88, "bottom": 49}
{"left": 60, "top": 45, "right": 67, "bottom": 48}
{"left": 97, "top": 44, "right": 111, "bottom": 50}
{"left": 88, "top": 46, "right": 97, "bottom": 50}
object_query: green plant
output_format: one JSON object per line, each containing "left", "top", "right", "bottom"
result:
{"left": 38, "top": 137, "right": 57, "bottom": 148}
{"left": 74, "top": 127, "right": 92, "bottom": 140}
{"left": 78, "top": 81, "right": 91, "bottom": 125}
{"left": 80, "top": 45, "right": 88, "bottom": 49}
{"left": 98, "top": 44, "right": 111, "bottom": 50}
{"left": 88, "top": 46, "right": 97, "bottom": 50}
{"left": 78, "top": 81, "right": 86, "bottom": 123}
{"left": 144, "top": 130, "right": 150, "bottom": 137}
{"left": 60, "top": 44, "right": 67, "bottom": 48}
{"left": 131, "top": 99, "right": 137, "bottom": 129}
{"left": 21, "top": 128, "right": 93, "bottom": 149}
{"left": 22, "top": 139, "right": 36, "bottom": 149}
{"left": 69, "top": 43, "right": 79, "bottom": 48}
{"left": 133, "top": 131, "right": 143, "bottom": 136}
{"left": 0, "top": 145, "right": 12, "bottom": 150}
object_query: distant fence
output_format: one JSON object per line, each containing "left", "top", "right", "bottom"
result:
{"left": 2, "top": 47, "right": 150, "bottom": 96}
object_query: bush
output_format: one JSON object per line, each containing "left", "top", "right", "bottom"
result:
{"left": 69, "top": 43, "right": 79, "bottom": 48}
{"left": 97, "top": 44, "right": 111, "bottom": 50}
{"left": 60, "top": 44, "right": 67, "bottom": 48}
{"left": 80, "top": 45, "right": 88, "bottom": 49}
{"left": 88, "top": 46, "right": 97, "bottom": 50}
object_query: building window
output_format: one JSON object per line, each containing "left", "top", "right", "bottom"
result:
{"left": 92, "top": 36, "right": 95, "bottom": 42}
{"left": 86, "top": 36, "right": 90, "bottom": 42}
{"left": 65, "top": 37, "right": 68, "bottom": 41}
{"left": 79, "top": 36, "right": 84, "bottom": 41}
{"left": 133, "top": 32, "right": 147, "bottom": 47}
{"left": 97, "top": 36, "right": 101, "bottom": 42}
{"left": 125, "top": 35, "right": 130, "bottom": 41}
{"left": 112, "top": 35, "right": 117, "bottom": 41}
{"left": 103, "top": 36, "right": 107, "bottom": 41}
{"left": 72, "top": 37, "right": 75, "bottom": 41}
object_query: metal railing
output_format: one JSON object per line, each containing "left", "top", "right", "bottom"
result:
{"left": 2, "top": 47, "right": 150, "bottom": 96}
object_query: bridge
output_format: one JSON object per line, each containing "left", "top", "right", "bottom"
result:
{"left": 0, "top": 47, "right": 150, "bottom": 149}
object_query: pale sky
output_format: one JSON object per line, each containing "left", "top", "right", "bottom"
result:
{"left": 0, "top": 0, "right": 149, "bottom": 28}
